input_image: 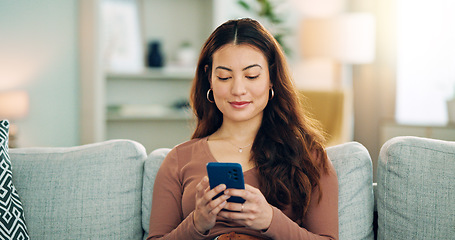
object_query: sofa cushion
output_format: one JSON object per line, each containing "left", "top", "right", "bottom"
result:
{"left": 9, "top": 139, "right": 147, "bottom": 240}
{"left": 142, "top": 142, "right": 374, "bottom": 240}
{"left": 327, "top": 142, "right": 374, "bottom": 240}
{"left": 377, "top": 136, "right": 455, "bottom": 240}
{"left": 0, "top": 120, "right": 30, "bottom": 239}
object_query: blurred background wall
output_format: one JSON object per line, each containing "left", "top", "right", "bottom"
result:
{"left": 1, "top": 0, "right": 454, "bottom": 182}
{"left": 0, "top": 0, "right": 80, "bottom": 147}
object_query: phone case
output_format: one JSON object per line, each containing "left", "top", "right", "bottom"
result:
{"left": 206, "top": 162, "right": 246, "bottom": 203}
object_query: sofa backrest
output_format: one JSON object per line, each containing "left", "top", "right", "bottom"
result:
{"left": 327, "top": 142, "right": 375, "bottom": 240}
{"left": 377, "top": 136, "right": 455, "bottom": 240}
{"left": 9, "top": 139, "right": 147, "bottom": 240}
{"left": 142, "top": 142, "right": 374, "bottom": 240}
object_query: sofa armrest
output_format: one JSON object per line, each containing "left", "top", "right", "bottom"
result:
{"left": 377, "top": 136, "right": 455, "bottom": 239}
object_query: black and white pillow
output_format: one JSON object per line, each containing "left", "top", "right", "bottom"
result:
{"left": 0, "top": 120, "right": 29, "bottom": 239}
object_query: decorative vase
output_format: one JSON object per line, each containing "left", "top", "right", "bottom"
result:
{"left": 147, "top": 41, "right": 164, "bottom": 67}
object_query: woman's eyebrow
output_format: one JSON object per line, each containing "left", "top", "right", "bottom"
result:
{"left": 242, "top": 64, "right": 262, "bottom": 71}
{"left": 215, "top": 64, "right": 262, "bottom": 72}
{"left": 215, "top": 66, "right": 232, "bottom": 72}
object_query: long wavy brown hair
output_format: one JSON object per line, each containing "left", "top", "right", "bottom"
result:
{"left": 190, "top": 18, "right": 329, "bottom": 218}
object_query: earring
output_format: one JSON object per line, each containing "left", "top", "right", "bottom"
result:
{"left": 269, "top": 88, "right": 274, "bottom": 100}
{"left": 206, "top": 89, "right": 215, "bottom": 103}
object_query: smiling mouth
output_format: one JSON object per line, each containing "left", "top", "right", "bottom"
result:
{"left": 230, "top": 101, "right": 251, "bottom": 108}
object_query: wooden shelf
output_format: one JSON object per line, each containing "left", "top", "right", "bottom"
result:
{"left": 107, "top": 105, "right": 194, "bottom": 121}
{"left": 107, "top": 113, "right": 194, "bottom": 121}
{"left": 107, "top": 67, "right": 195, "bottom": 81}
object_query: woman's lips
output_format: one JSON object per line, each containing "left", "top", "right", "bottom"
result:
{"left": 230, "top": 101, "right": 251, "bottom": 109}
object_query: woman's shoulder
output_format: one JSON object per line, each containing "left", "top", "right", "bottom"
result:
{"left": 310, "top": 147, "right": 337, "bottom": 177}
{"left": 165, "top": 137, "right": 209, "bottom": 163}
{"left": 172, "top": 137, "right": 207, "bottom": 152}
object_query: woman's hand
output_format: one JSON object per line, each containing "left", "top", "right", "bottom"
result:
{"left": 218, "top": 184, "right": 273, "bottom": 231}
{"left": 193, "top": 176, "right": 229, "bottom": 234}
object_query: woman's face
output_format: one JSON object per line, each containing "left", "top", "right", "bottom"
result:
{"left": 210, "top": 44, "right": 272, "bottom": 124}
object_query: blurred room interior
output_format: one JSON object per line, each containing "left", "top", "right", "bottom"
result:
{"left": 1, "top": 0, "right": 454, "bottom": 181}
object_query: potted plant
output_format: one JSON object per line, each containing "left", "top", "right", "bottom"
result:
{"left": 237, "top": 0, "right": 291, "bottom": 55}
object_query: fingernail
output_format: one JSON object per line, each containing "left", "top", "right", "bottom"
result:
{"left": 218, "top": 184, "right": 226, "bottom": 190}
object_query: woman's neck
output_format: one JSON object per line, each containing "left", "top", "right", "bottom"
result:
{"left": 211, "top": 118, "right": 261, "bottom": 144}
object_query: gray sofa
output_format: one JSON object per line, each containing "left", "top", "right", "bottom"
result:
{"left": 9, "top": 136, "right": 454, "bottom": 239}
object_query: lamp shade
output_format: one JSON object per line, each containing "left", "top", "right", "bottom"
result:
{"left": 294, "top": 0, "right": 346, "bottom": 18}
{"left": 300, "top": 13, "right": 376, "bottom": 63}
{"left": 0, "top": 90, "right": 29, "bottom": 119}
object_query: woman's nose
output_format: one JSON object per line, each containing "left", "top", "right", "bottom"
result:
{"left": 231, "top": 77, "right": 247, "bottom": 96}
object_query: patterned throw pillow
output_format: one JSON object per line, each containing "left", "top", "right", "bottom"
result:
{"left": 0, "top": 120, "right": 29, "bottom": 239}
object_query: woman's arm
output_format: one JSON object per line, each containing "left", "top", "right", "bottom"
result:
{"left": 147, "top": 149, "right": 206, "bottom": 240}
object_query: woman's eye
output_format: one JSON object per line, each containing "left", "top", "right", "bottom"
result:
{"left": 246, "top": 75, "right": 259, "bottom": 80}
{"left": 217, "top": 76, "right": 230, "bottom": 81}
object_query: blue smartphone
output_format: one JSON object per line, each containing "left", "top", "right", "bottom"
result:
{"left": 206, "top": 162, "right": 246, "bottom": 203}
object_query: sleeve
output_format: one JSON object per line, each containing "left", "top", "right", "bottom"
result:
{"left": 147, "top": 148, "right": 208, "bottom": 240}
{"left": 262, "top": 160, "right": 339, "bottom": 240}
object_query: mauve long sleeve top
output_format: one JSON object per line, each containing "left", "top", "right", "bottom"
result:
{"left": 147, "top": 137, "right": 338, "bottom": 240}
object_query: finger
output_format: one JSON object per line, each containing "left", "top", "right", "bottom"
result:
{"left": 244, "top": 184, "right": 262, "bottom": 193}
{"left": 204, "top": 183, "right": 227, "bottom": 202}
{"left": 208, "top": 195, "right": 229, "bottom": 214}
{"left": 224, "top": 188, "right": 249, "bottom": 201}
{"left": 209, "top": 201, "right": 228, "bottom": 217}
{"left": 223, "top": 202, "right": 246, "bottom": 213}
{"left": 195, "top": 176, "right": 209, "bottom": 198}
{"left": 226, "top": 184, "right": 259, "bottom": 196}
{"left": 218, "top": 207, "right": 246, "bottom": 220}
{"left": 200, "top": 176, "right": 210, "bottom": 189}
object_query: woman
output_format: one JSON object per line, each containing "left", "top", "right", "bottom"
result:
{"left": 148, "top": 18, "right": 338, "bottom": 240}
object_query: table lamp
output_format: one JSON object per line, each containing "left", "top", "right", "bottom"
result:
{"left": 0, "top": 90, "right": 29, "bottom": 148}
{"left": 300, "top": 13, "right": 375, "bottom": 88}
{"left": 298, "top": 13, "right": 375, "bottom": 144}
